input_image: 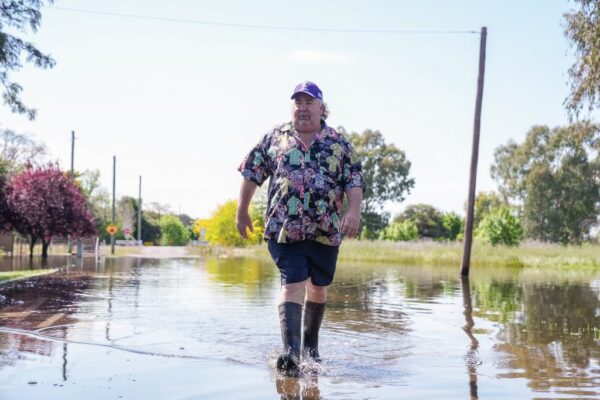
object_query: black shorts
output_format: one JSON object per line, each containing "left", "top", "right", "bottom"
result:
{"left": 267, "top": 240, "right": 340, "bottom": 286}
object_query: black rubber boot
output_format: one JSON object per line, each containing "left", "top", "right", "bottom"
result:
{"left": 303, "top": 301, "right": 326, "bottom": 362}
{"left": 277, "top": 302, "right": 302, "bottom": 377}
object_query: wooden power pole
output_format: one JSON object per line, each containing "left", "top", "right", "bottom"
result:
{"left": 111, "top": 156, "right": 116, "bottom": 256}
{"left": 461, "top": 26, "right": 487, "bottom": 277}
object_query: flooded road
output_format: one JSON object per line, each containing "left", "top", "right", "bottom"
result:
{"left": 0, "top": 254, "right": 599, "bottom": 399}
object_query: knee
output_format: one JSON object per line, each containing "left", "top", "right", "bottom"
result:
{"left": 281, "top": 280, "right": 307, "bottom": 301}
{"left": 306, "top": 282, "right": 327, "bottom": 302}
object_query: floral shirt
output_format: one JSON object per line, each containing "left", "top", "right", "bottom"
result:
{"left": 238, "top": 121, "right": 364, "bottom": 246}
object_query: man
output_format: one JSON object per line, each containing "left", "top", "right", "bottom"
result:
{"left": 236, "top": 81, "right": 364, "bottom": 377}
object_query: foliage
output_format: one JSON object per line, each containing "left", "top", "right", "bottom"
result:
{"left": 159, "top": 214, "right": 189, "bottom": 246}
{"left": 0, "top": 128, "right": 47, "bottom": 174}
{"left": 442, "top": 212, "right": 463, "bottom": 241}
{"left": 0, "top": 0, "right": 55, "bottom": 119}
{"left": 563, "top": 0, "right": 600, "bottom": 115}
{"left": 359, "top": 211, "right": 390, "bottom": 240}
{"left": 141, "top": 210, "right": 161, "bottom": 244}
{"left": 197, "top": 199, "right": 263, "bottom": 247}
{"left": 77, "top": 169, "right": 112, "bottom": 239}
{"left": 477, "top": 207, "right": 523, "bottom": 246}
{"left": 378, "top": 220, "right": 419, "bottom": 241}
{"left": 472, "top": 191, "right": 506, "bottom": 229}
{"left": 0, "top": 172, "right": 10, "bottom": 231}
{"left": 491, "top": 122, "right": 600, "bottom": 243}
{"left": 395, "top": 204, "right": 446, "bottom": 239}
{"left": 343, "top": 128, "right": 414, "bottom": 236}
{"left": 6, "top": 163, "right": 97, "bottom": 256}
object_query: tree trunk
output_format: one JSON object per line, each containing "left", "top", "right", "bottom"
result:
{"left": 41, "top": 239, "right": 50, "bottom": 259}
{"left": 28, "top": 236, "right": 37, "bottom": 258}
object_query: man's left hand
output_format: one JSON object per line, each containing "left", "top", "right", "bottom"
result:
{"left": 340, "top": 210, "right": 361, "bottom": 238}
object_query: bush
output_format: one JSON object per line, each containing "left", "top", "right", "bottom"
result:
{"left": 442, "top": 212, "right": 463, "bottom": 241}
{"left": 477, "top": 207, "right": 523, "bottom": 246}
{"left": 196, "top": 200, "right": 263, "bottom": 247}
{"left": 379, "top": 220, "right": 419, "bottom": 241}
{"left": 159, "top": 215, "right": 189, "bottom": 246}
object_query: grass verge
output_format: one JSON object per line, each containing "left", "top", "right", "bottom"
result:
{"left": 189, "top": 240, "right": 600, "bottom": 269}
{"left": 0, "top": 269, "right": 58, "bottom": 284}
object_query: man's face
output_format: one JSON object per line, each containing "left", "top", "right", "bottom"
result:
{"left": 292, "top": 93, "right": 324, "bottom": 134}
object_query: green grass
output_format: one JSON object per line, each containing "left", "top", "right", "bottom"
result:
{"left": 0, "top": 269, "right": 58, "bottom": 283}
{"left": 221, "top": 239, "right": 600, "bottom": 269}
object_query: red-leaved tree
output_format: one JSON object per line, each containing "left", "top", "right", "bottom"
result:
{"left": 7, "top": 163, "right": 97, "bottom": 257}
{"left": 0, "top": 174, "right": 12, "bottom": 231}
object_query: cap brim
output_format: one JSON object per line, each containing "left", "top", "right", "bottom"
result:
{"left": 291, "top": 90, "right": 318, "bottom": 99}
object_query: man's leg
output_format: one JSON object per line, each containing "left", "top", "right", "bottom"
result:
{"left": 277, "top": 280, "right": 307, "bottom": 377}
{"left": 303, "top": 281, "right": 327, "bottom": 362}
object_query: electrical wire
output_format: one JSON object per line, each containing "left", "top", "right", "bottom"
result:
{"left": 51, "top": 6, "right": 480, "bottom": 35}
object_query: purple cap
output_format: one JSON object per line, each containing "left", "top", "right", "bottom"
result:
{"left": 291, "top": 81, "right": 323, "bottom": 101}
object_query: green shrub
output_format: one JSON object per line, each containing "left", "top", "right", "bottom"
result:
{"left": 379, "top": 220, "right": 419, "bottom": 241}
{"left": 477, "top": 207, "right": 523, "bottom": 246}
{"left": 159, "top": 215, "right": 190, "bottom": 246}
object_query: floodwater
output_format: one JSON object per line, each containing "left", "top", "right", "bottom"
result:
{"left": 0, "top": 254, "right": 599, "bottom": 399}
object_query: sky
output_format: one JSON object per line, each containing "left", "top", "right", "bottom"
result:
{"left": 0, "top": 0, "right": 577, "bottom": 219}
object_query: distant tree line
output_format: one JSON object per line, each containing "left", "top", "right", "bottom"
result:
{"left": 0, "top": 128, "right": 200, "bottom": 255}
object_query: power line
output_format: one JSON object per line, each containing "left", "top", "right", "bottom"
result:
{"left": 51, "top": 6, "right": 479, "bottom": 35}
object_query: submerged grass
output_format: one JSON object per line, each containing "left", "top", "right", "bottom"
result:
{"left": 197, "top": 240, "right": 600, "bottom": 269}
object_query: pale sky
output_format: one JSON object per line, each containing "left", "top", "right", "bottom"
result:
{"left": 0, "top": 0, "right": 576, "bottom": 219}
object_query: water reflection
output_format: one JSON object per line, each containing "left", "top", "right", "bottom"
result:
{"left": 276, "top": 376, "right": 321, "bottom": 400}
{"left": 0, "top": 257, "right": 599, "bottom": 399}
{"left": 491, "top": 282, "right": 600, "bottom": 397}
{"left": 461, "top": 276, "right": 479, "bottom": 400}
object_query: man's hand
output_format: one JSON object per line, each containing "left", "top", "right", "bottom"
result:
{"left": 236, "top": 178, "right": 258, "bottom": 239}
{"left": 340, "top": 209, "right": 360, "bottom": 238}
{"left": 341, "top": 186, "right": 363, "bottom": 239}
{"left": 236, "top": 209, "right": 254, "bottom": 239}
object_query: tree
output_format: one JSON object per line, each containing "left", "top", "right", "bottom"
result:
{"left": 77, "top": 169, "right": 111, "bottom": 236}
{"left": 0, "top": 172, "right": 10, "bottom": 231}
{"left": 472, "top": 191, "right": 506, "bottom": 229}
{"left": 199, "top": 200, "right": 263, "bottom": 247}
{"left": 477, "top": 207, "right": 523, "bottom": 246}
{"left": 564, "top": 0, "right": 600, "bottom": 115}
{"left": 378, "top": 220, "right": 418, "bottom": 241}
{"left": 0, "top": 128, "right": 46, "bottom": 174}
{"left": 7, "top": 163, "right": 96, "bottom": 257}
{"left": 159, "top": 214, "right": 189, "bottom": 246}
{"left": 117, "top": 196, "right": 136, "bottom": 238}
{"left": 442, "top": 212, "right": 463, "bottom": 241}
{"left": 343, "top": 128, "right": 414, "bottom": 236}
{"left": 140, "top": 212, "right": 161, "bottom": 245}
{"left": 395, "top": 204, "right": 446, "bottom": 239}
{"left": 1, "top": 0, "right": 55, "bottom": 119}
{"left": 491, "top": 122, "right": 600, "bottom": 243}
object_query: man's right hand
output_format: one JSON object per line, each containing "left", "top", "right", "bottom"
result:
{"left": 236, "top": 209, "right": 254, "bottom": 239}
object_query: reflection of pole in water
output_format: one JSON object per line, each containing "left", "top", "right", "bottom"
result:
{"left": 461, "top": 276, "right": 479, "bottom": 400}
{"left": 106, "top": 271, "right": 114, "bottom": 341}
{"left": 62, "top": 326, "right": 68, "bottom": 381}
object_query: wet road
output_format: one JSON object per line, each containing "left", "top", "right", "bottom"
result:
{"left": 0, "top": 255, "right": 599, "bottom": 399}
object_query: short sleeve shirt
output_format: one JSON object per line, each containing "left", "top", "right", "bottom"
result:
{"left": 238, "top": 121, "right": 365, "bottom": 246}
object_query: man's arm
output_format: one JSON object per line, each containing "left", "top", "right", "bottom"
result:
{"left": 340, "top": 187, "right": 363, "bottom": 238}
{"left": 236, "top": 178, "right": 258, "bottom": 239}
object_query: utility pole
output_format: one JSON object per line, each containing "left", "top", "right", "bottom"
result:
{"left": 68, "top": 131, "right": 75, "bottom": 254}
{"left": 461, "top": 27, "right": 487, "bottom": 277}
{"left": 111, "top": 156, "right": 116, "bottom": 256}
{"left": 137, "top": 175, "right": 142, "bottom": 245}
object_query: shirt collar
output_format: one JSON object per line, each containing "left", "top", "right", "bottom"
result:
{"left": 284, "top": 121, "right": 330, "bottom": 143}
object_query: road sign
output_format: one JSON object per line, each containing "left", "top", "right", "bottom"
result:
{"left": 106, "top": 224, "right": 118, "bottom": 236}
